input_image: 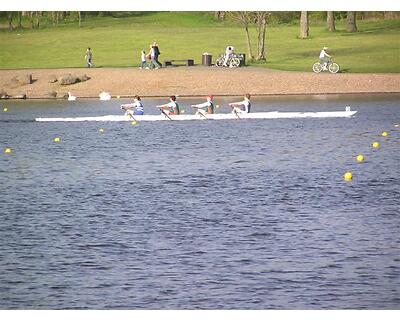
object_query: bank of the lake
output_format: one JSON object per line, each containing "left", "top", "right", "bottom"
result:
{"left": 1, "top": 67, "right": 400, "bottom": 100}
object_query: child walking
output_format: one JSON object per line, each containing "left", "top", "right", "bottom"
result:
{"left": 139, "top": 50, "right": 147, "bottom": 69}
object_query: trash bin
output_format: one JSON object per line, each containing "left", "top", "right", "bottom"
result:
{"left": 202, "top": 53, "right": 212, "bottom": 66}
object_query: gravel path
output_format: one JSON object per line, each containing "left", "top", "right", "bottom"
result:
{"left": 1, "top": 66, "right": 399, "bottom": 99}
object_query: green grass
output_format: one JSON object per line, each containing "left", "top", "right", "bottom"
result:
{"left": 0, "top": 12, "right": 399, "bottom": 72}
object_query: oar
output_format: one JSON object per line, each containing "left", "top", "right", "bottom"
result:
{"left": 198, "top": 111, "right": 208, "bottom": 120}
{"left": 192, "top": 106, "right": 208, "bottom": 120}
{"left": 232, "top": 107, "right": 241, "bottom": 119}
{"left": 160, "top": 108, "right": 173, "bottom": 120}
{"left": 121, "top": 105, "right": 137, "bottom": 122}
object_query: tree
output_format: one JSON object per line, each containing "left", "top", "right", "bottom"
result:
{"left": 228, "top": 12, "right": 254, "bottom": 61}
{"left": 36, "top": 11, "right": 41, "bottom": 29}
{"left": 255, "top": 12, "right": 268, "bottom": 61}
{"left": 17, "top": 11, "right": 22, "bottom": 29}
{"left": 29, "top": 11, "right": 34, "bottom": 29}
{"left": 299, "top": 11, "right": 309, "bottom": 39}
{"left": 7, "top": 12, "right": 13, "bottom": 31}
{"left": 327, "top": 11, "right": 335, "bottom": 32}
{"left": 78, "top": 11, "right": 82, "bottom": 27}
{"left": 346, "top": 11, "right": 357, "bottom": 32}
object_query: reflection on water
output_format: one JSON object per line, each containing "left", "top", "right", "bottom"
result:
{"left": 0, "top": 95, "right": 399, "bottom": 309}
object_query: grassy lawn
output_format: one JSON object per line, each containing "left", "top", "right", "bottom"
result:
{"left": 0, "top": 12, "right": 399, "bottom": 72}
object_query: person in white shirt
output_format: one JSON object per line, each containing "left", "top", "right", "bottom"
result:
{"left": 156, "top": 96, "right": 180, "bottom": 115}
{"left": 85, "top": 47, "right": 94, "bottom": 68}
{"left": 139, "top": 50, "right": 147, "bottom": 69}
{"left": 319, "top": 46, "right": 331, "bottom": 70}
{"left": 191, "top": 95, "right": 215, "bottom": 115}
{"left": 148, "top": 44, "right": 161, "bottom": 69}
{"left": 229, "top": 94, "right": 251, "bottom": 114}
{"left": 223, "top": 46, "right": 234, "bottom": 67}
{"left": 121, "top": 95, "right": 145, "bottom": 116}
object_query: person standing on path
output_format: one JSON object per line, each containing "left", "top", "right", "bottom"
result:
{"left": 153, "top": 42, "right": 162, "bottom": 68}
{"left": 85, "top": 47, "right": 94, "bottom": 68}
{"left": 148, "top": 45, "right": 161, "bottom": 69}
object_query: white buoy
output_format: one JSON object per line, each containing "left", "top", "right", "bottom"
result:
{"left": 68, "top": 92, "right": 76, "bottom": 101}
{"left": 99, "top": 91, "right": 111, "bottom": 101}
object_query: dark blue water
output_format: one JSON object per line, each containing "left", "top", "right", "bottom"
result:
{"left": 0, "top": 95, "right": 399, "bottom": 309}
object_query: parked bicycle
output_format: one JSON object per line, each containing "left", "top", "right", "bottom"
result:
{"left": 312, "top": 60, "right": 340, "bottom": 74}
{"left": 215, "top": 53, "right": 243, "bottom": 68}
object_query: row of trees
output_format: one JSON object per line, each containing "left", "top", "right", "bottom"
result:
{"left": 299, "top": 11, "right": 358, "bottom": 39}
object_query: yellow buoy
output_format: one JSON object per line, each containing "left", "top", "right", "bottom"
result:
{"left": 381, "top": 131, "right": 388, "bottom": 137}
{"left": 99, "top": 128, "right": 104, "bottom": 133}
{"left": 4, "top": 148, "right": 12, "bottom": 154}
{"left": 356, "top": 154, "right": 364, "bottom": 162}
{"left": 216, "top": 104, "right": 220, "bottom": 109}
{"left": 372, "top": 142, "right": 379, "bottom": 148}
{"left": 117, "top": 95, "right": 120, "bottom": 99}
{"left": 3, "top": 107, "right": 8, "bottom": 112}
{"left": 181, "top": 110, "right": 185, "bottom": 114}
{"left": 343, "top": 172, "right": 353, "bottom": 181}
{"left": 131, "top": 120, "right": 137, "bottom": 125}
{"left": 54, "top": 137, "right": 61, "bottom": 143}
{"left": 395, "top": 124, "right": 399, "bottom": 128}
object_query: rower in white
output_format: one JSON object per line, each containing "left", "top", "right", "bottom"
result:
{"left": 229, "top": 93, "right": 251, "bottom": 114}
{"left": 156, "top": 95, "right": 180, "bottom": 115}
{"left": 191, "top": 95, "right": 215, "bottom": 117}
{"left": 121, "top": 95, "right": 144, "bottom": 116}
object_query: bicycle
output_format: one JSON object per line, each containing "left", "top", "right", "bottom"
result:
{"left": 312, "top": 60, "right": 340, "bottom": 74}
{"left": 215, "top": 53, "right": 242, "bottom": 68}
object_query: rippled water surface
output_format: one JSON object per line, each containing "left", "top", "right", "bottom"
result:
{"left": 0, "top": 95, "right": 399, "bottom": 309}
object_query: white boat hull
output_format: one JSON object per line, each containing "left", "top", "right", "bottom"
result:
{"left": 36, "top": 110, "right": 357, "bottom": 122}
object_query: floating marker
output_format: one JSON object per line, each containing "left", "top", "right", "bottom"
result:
{"left": 4, "top": 148, "right": 12, "bottom": 154}
{"left": 99, "top": 128, "right": 104, "bottom": 133}
{"left": 372, "top": 142, "right": 379, "bottom": 148}
{"left": 216, "top": 104, "right": 220, "bottom": 109}
{"left": 381, "top": 131, "right": 388, "bottom": 137}
{"left": 343, "top": 172, "right": 353, "bottom": 181}
{"left": 117, "top": 95, "right": 120, "bottom": 99}
{"left": 54, "top": 137, "right": 61, "bottom": 143}
{"left": 356, "top": 154, "right": 364, "bottom": 162}
{"left": 395, "top": 124, "right": 399, "bottom": 128}
{"left": 3, "top": 107, "right": 8, "bottom": 112}
{"left": 131, "top": 120, "right": 137, "bottom": 125}
{"left": 181, "top": 110, "right": 185, "bottom": 114}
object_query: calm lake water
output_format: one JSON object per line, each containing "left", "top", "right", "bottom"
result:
{"left": 0, "top": 94, "right": 399, "bottom": 309}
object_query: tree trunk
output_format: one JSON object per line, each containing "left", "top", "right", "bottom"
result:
{"left": 327, "top": 11, "right": 335, "bottom": 32}
{"left": 244, "top": 24, "right": 254, "bottom": 61}
{"left": 78, "top": 11, "right": 82, "bottom": 27}
{"left": 299, "top": 11, "right": 309, "bottom": 39}
{"left": 346, "top": 11, "right": 357, "bottom": 32}
{"left": 7, "top": 12, "right": 13, "bottom": 31}
{"left": 36, "top": 11, "right": 41, "bottom": 29}
{"left": 256, "top": 13, "right": 267, "bottom": 61}
{"left": 29, "top": 12, "right": 34, "bottom": 29}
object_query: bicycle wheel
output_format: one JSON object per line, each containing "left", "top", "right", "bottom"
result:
{"left": 229, "top": 58, "right": 241, "bottom": 68}
{"left": 312, "top": 62, "right": 322, "bottom": 73}
{"left": 329, "top": 63, "right": 340, "bottom": 74}
{"left": 215, "top": 57, "right": 224, "bottom": 67}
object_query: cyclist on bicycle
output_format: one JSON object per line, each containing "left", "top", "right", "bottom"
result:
{"left": 223, "top": 46, "right": 235, "bottom": 67}
{"left": 319, "top": 47, "right": 331, "bottom": 70}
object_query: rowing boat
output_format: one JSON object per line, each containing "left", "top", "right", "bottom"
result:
{"left": 35, "top": 109, "right": 357, "bottom": 122}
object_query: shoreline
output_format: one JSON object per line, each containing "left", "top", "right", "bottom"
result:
{"left": 1, "top": 67, "right": 400, "bottom": 100}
